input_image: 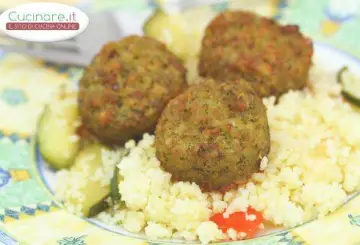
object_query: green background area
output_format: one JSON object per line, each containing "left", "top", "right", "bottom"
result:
{"left": 0, "top": 138, "right": 51, "bottom": 209}
{"left": 281, "top": 0, "right": 360, "bottom": 58}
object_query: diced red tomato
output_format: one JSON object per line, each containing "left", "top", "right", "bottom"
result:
{"left": 210, "top": 207, "right": 263, "bottom": 238}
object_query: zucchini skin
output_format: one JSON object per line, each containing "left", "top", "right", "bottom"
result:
{"left": 342, "top": 91, "right": 360, "bottom": 107}
{"left": 71, "top": 144, "right": 111, "bottom": 217}
{"left": 110, "top": 166, "right": 121, "bottom": 204}
{"left": 88, "top": 194, "right": 110, "bottom": 218}
{"left": 337, "top": 66, "right": 360, "bottom": 108}
{"left": 336, "top": 66, "right": 348, "bottom": 84}
{"left": 110, "top": 149, "right": 128, "bottom": 205}
{"left": 37, "top": 102, "right": 80, "bottom": 170}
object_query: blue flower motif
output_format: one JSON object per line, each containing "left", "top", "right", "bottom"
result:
{"left": 0, "top": 230, "right": 18, "bottom": 245}
{"left": 147, "top": 0, "right": 157, "bottom": 8}
{"left": 273, "top": 0, "right": 288, "bottom": 20}
{"left": 276, "top": 232, "right": 304, "bottom": 245}
{"left": 324, "top": 7, "right": 357, "bottom": 22}
{"left": 0, "top": 168, "right": 11, "bottom": 188}
{"left": 212, "top": 2, "right": 228, "bottom": 12}
{"left": 44, "top": 61, "right": 71, "bottom": 74}
{"left": 0, "top": 88, "right": 27, "bottom": 106}
{"left": 57, "top": 235, "right": 86, "bottom": 245}
{"left": 349, "top": 214, "right": 360, "bottom": 227}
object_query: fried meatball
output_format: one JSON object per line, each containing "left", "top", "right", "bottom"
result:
{"left": 155, "top": 78, "right": 270, "bottom": 192}
{"left": 79, "top": 35, "right": 187, "bottom": 145}
{"left": 198, "top": 11, "right": 313, "bottom": 98}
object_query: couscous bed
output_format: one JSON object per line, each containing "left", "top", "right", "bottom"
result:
{"left": 50, "top": 64, "right": 360, "bottom": 244}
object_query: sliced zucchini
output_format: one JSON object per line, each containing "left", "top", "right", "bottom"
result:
{"left": 110, "top": 149, "right": 128, "bottom": 205}
{"left": 336, "top": 66, "right": 348, "bottom": 84}
{"left": 342, "top": 91, "right": 360, "bottom": 107}
{"left": 69, "top": 144, "right": 111, "bottom": 217}
{"left": 37, "top": 91, "right": 80, "bottom": 170}
{"left": 144, "top": 10, "right": 190, "bottom": 60}
{"left": 144, "top": 7, "right": 216, "bottom": 61}
{"left": 88, "top": 194, "right": 110, "bottom": 218}
{"left": 337, "top": 66, "right": 360, "bottom": 107}
{"left": 110, "top": 166, "right": 122, "bottom": 204}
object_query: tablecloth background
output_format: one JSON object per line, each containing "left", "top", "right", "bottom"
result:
{"left": 0, "top": 1, "right": 359, "bottom": 245}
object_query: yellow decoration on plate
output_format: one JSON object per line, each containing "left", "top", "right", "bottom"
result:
{"left": 8, "top": 170, "right": 31, "bottom": 182}
{"left": 4, "top": 210, "right": 147, "bottom": 245}
{"left": 3, "top": 216, "right": 17, "bottom": 224}
{"left": 0, "top": 54, "right": 69, "bottom": 136}
{"left": 321, "top": 19, "right": 341, "bottom": 36}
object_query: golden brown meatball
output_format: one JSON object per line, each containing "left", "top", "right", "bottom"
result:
{"left": 198, "top": 11, "right": 313, "bottom": 98}
{"left": 155, "top": 78, "right": 270, "bottom": 192}
{"left": 79, "top": 35, "right": 187, "bottom": 145}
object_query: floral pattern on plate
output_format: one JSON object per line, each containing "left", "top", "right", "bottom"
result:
{"left": 0, "top": 1, "right": 360, "bottom": 245}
